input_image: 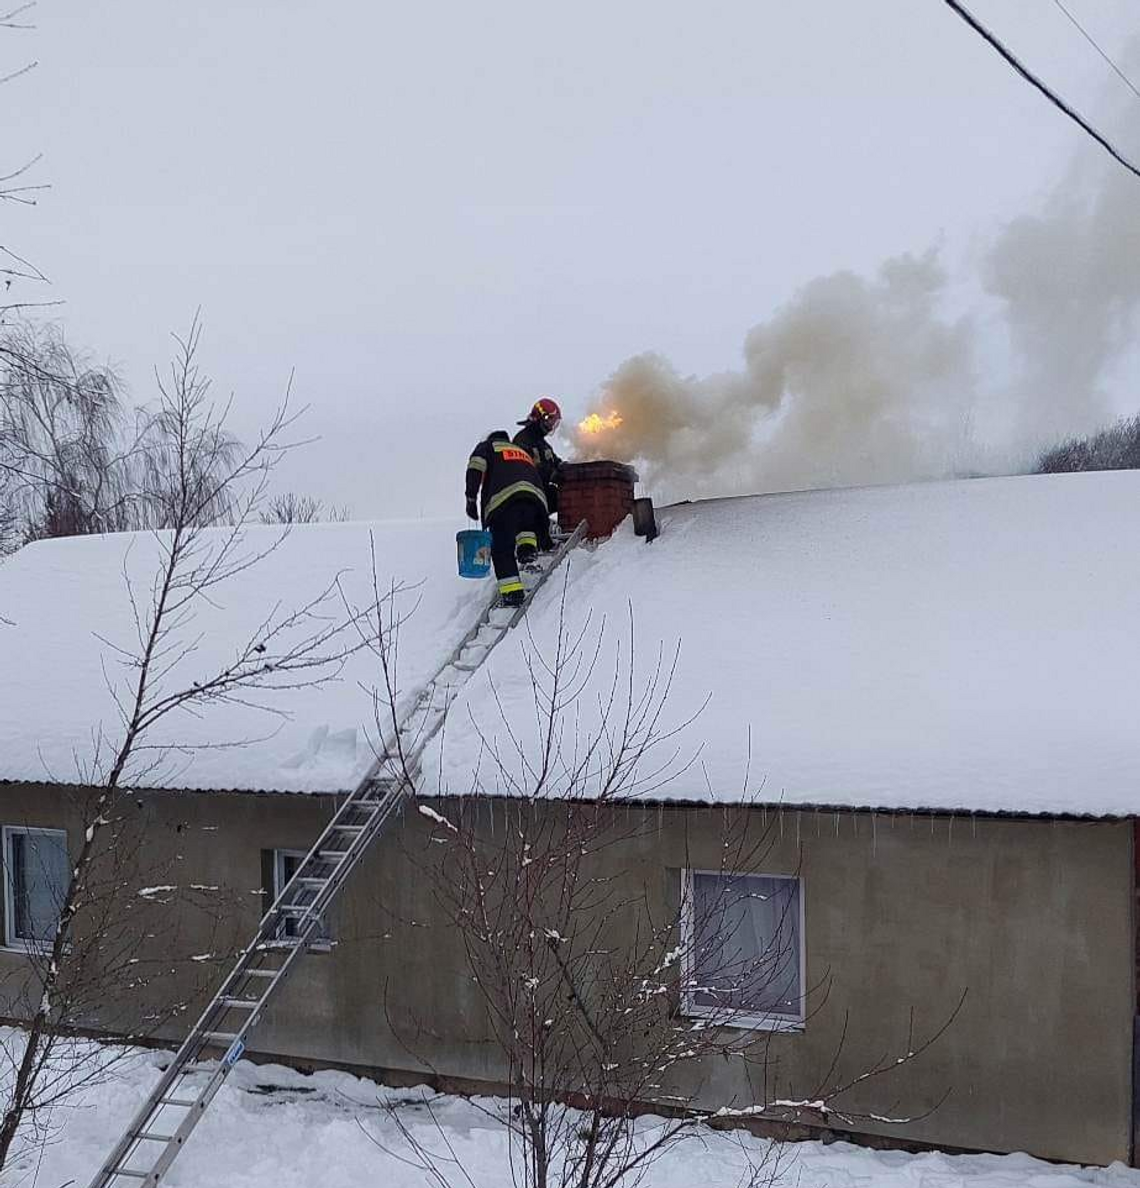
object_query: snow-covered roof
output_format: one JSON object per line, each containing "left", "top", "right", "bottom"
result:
{"left": 0, "top": 520, "right": 476, "bottom": 794}
{"left": 2, "top": 471, "right": 1138, "bottom": 817}
{"left": 427, "top": 471, "right": 1140, "bottom": 818}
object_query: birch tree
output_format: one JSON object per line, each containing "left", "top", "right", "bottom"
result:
{"left": 0, "top": 319, "right": 375, "bottom": 1166}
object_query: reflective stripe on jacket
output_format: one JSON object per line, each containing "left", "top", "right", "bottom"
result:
{"left": 512, "top": 422, "right": 563, "bottom": 509}
{"left": 465, "top": 433, "right": 548, "bottom": 524}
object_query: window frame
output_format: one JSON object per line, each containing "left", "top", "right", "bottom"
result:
{"left": 2, "top": 825, "right": 70, "bottom": 954}
{"left": 271, "top": 848, "right": 332, "bottom": 952}
{"left": 679, "top": 867, "right": 806, "bottom": 1033}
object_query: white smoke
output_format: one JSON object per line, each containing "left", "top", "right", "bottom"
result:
{"left": 574, "top": 149, "right": 1140, "bottom": 501}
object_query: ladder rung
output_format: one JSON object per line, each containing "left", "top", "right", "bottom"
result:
{"left": 201, "top": 1031, "right": 239, "bottom": 1044}
{"left": 331, "top": 823, "right": 366, "bottom": 833}
{"left": 137, "top": 1132, "right": 177, "bottom": 1143}
{"left": 243, "top": 968, "right": 278, "bottom": 978}
{"left": 219, "top": 997, "right": 259, "bottom": 1009}
{"left": 294, "top": 876, "right": 328, "bottom": 886}
{"left": 107, "top": 1171, "right": 151, "bottom": 1180}
{"left": 158, "top": 1097, "right": 199, "bottom": 1107}
{"left": 317, "top": 850, "right": 348, "bottom": 860}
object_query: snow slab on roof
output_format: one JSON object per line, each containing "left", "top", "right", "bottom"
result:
{"left": 0, "top": 520, "right": 483, "bottom": 793}
{"left": 424, "top": 471, "right": 1140, "bottom": 817}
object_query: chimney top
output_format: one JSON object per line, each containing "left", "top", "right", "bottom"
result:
{"left": 558, "top": 460, "right": 639, "bottom": 541}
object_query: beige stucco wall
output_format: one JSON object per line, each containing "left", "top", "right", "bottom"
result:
{"left": 0, "top": 784, "right": 1132, "bottom": 1165}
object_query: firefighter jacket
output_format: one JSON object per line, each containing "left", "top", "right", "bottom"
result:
{"left": 513, "top": 422, "right": 563, "bottom": 511}
{"left": 466, "top": 431, "right": 548, "bottom": 524}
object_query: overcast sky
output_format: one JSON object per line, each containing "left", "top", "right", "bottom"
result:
{"left": 8, "top": 1, "right": 1140, "bottom": 517}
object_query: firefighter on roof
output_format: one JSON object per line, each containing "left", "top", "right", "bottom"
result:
{"left": 513, "top": 397, "right": 564, "bottom": 513}
{"left": 465, "top": 429, "right": 552, "bottom": 607}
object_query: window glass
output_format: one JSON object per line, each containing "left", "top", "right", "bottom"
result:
{"left": 7, "top": 829, "right": 69, "bottom": 948}
{"left": 689, "top": 872, "right": 802, "bottom": 1020}
{"left": 272, "top": 850, "right": 329, "bottom": 943}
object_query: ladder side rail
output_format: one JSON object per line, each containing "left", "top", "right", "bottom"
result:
{"left": 302, "top": 804, "right": 409, "bottom": 927}
{"left": 311, "top": 520, "right": 585, "bottom": 811}
{"left": 90, "top": 936, "right": 304, "bottom": 1185}
{"left": 506, "top": 520, "right": 586, "bottom": 629}
{"left": 395, "top": 522, "right": 588, "bottom": 810}
{"left": 262, "top": 773, "right": 407, "bottom": 934}
{"left": 106, "top": 913, "right": 324, "bottom": 1188}
{"left": 278, "top": 778, "right": 412, "bottom": 927}
{"left": 136, "top": 785, "right": 416, "bottom": 1120}
{"left": 164, "top": 521, "right": 592, "bottom": 1077}
{"left": 91, "top": 782, "right": 384, "bottom": 1186}
{"left": 89, "top": 522, "right": 590, "bottom": 1188}
{"left": 423, "top": 524, "right": 581, "bottom": 678}
{"left": 339, "top": 567, "right": 502, "bottom": 796}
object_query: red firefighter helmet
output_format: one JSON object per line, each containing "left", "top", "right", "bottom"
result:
{"left": 524, "top": 397, "right": 562, "bottom": 434}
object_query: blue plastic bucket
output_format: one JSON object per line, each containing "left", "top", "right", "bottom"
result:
{"left": 456, "top": 529, "right": 493, "bottom": 579}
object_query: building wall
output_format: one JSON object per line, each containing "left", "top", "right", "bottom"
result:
{"left": 0, "top": 783, "right": 1132, "bottom": 1165}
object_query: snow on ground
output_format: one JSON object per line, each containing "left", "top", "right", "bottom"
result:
{"left": 428, "top": 471, "right": 1140, "bottom": 816}
{"left": 0, "top": 520, "right": 487, "bottom": 794}
{"left": 14, "top": 1033, "right": 1138, "bottom": 1188}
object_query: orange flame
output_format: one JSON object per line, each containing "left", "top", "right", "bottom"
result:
{"left": 578, "top": 410, "right": 624, "bottom": 436}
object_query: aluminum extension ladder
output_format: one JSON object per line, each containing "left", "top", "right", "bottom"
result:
{"left": 87, "top": 521, "right": 587, "bottom": 1188}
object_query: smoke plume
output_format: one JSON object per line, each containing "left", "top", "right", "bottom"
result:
{"left": 574, "top": 153, "right": 1140, "bottom": 501}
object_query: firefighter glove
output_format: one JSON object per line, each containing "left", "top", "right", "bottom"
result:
{"left": 465, "top": 497, "right": 479, "bottom": 521}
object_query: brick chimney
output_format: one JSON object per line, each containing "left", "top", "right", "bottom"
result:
{"left": 558, "top": 460, "right": 639, "bottom": 540}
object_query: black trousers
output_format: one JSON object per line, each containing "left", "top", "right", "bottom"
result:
{"left": 486, "top": 498, "right": 550, "bottom": 596}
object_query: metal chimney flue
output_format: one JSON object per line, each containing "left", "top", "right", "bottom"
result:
{"left": 632, "top": 497, "right": 658, "bottom": 542}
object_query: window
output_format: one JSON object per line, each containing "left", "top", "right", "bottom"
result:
{"left": 270, "top": 849, "right": 331, "bottom": 950}
{"left": 3, "top": 827, "right": 70, "bottom": 951}
{"left": 681, "top": 870, "right": 804, "bottom": 1030}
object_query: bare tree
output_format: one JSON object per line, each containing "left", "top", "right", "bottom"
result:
{"left": 360, "top": 588, "right": 960, "bottom": 1187}
{"left": 0, "top": 811, "right": 247, "bottom": 1164}
{"left": 0, "top": 465, "right": 17, "bottom": 553}
{"left": 0, "top": 319, "right": 256, "bottom": 551}
{"left": 259, "top": 490, "right": 351, "bottom": 525}
{"left": 1037, "top": 413, "right": 1140, "bottom": 474}
{"left": 0, "top": 321, "right": 135, "bottom": 545}
{"left": 1, "top": 3, "right": 51, "bottom": 328}
{"left": 0, "top": 320, "right": 377, "bottom": 1167}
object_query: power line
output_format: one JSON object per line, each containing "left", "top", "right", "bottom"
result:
{"left": 939, "top": 0, "right": 1140, "bottom": 183}
{"left": 1049, "top": 0, "right": 1140, "bottom": 105}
